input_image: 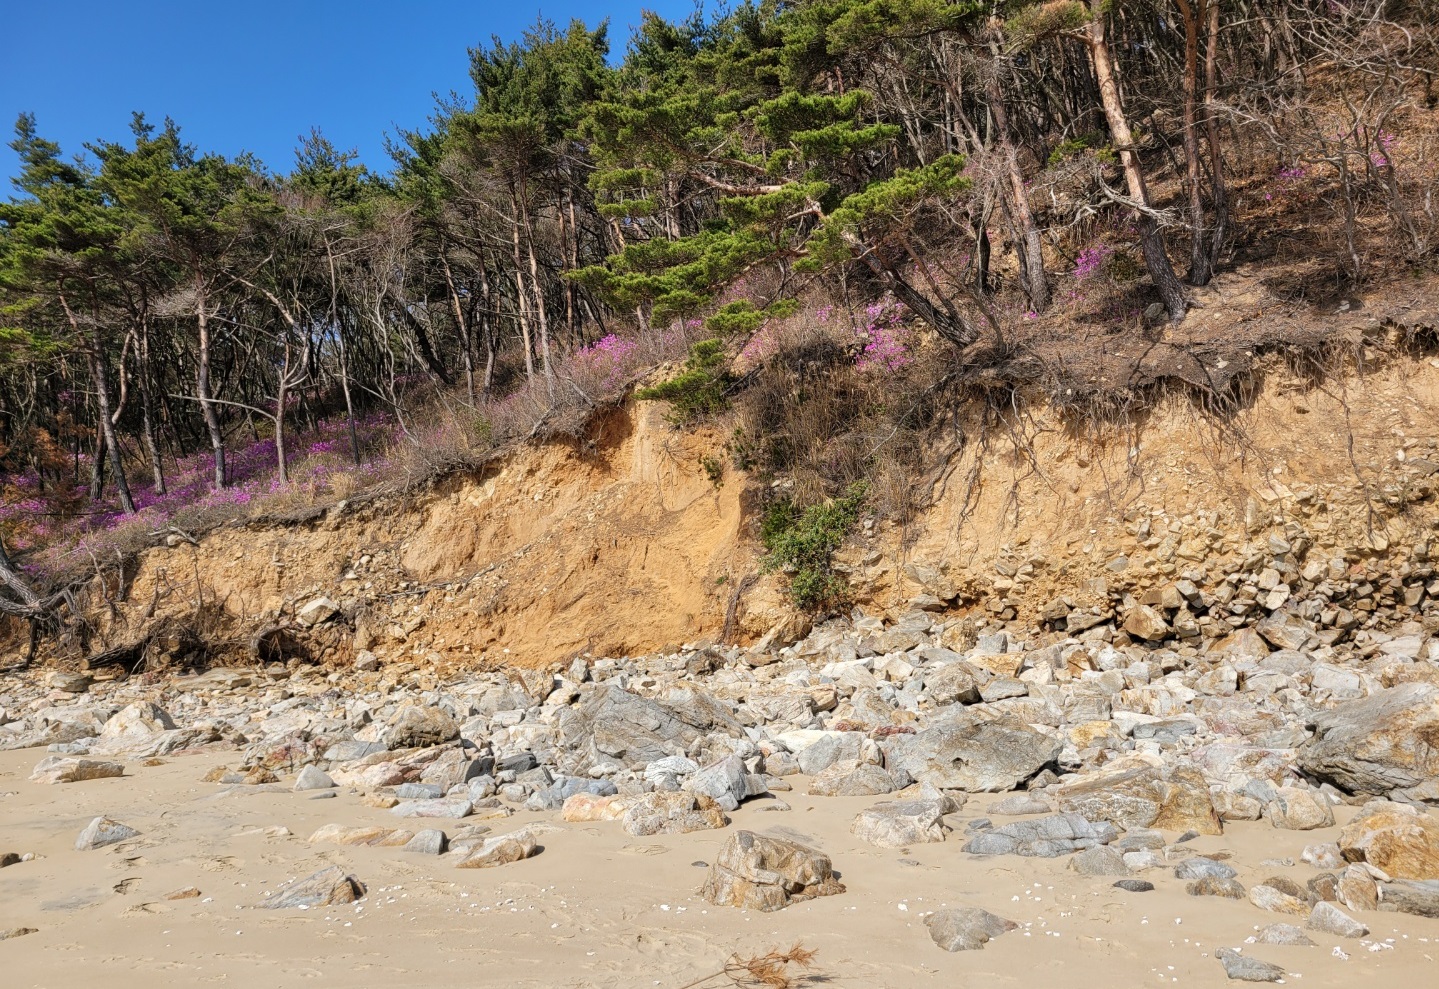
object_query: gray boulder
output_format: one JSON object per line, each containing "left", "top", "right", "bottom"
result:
{"left": 557, "top": 685, "right": 727, "bottom": 773}
{"left": 961, "top": 813, "right": 1118, "bottom": 857}
{"left": 700, "top": 830, "right": 844, "bottom": 912}
{"left": 683, "top": 754, "right": 749, "bottom": 811}
{"left": 386, "top": 706, "right": 460, "bottom": 749}
{"left": 1379, "top": 879, "right": 1439, "bottom": 918}
{"left": 851, "top": 799, "right": 947, "bottom": 848}
{"left": 1299, "top": 684, "right": 1439, "bottom": 794}
{"left": 1215, "top": 947, "right": 1285, "bottom": 982}
{"left": 75, "top": 816, "right": 139, "bottom": 850}
{"left": 809, "top": 760, "right": 897, "bottom": 797}
{"left": 884, "top": 716, "right": 1061, "bottom": 792}
{"left": 258, "top": 866, "right": 365, "bottom": 908}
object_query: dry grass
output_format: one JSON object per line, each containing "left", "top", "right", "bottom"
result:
{"left": 677, "top": 942, "right": 823, "bottom": 989}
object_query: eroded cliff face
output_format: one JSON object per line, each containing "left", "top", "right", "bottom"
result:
{"left": 846, "top": 346, "right": 1439, "bottom": 645}
{"left": 90, "top": 403, "right": 764, "bottom": 670}
{"left": 15, "top": 339, "right": 1439, "bottom": 673}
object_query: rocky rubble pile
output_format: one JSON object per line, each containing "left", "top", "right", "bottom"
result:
{"left": 4, "top": 577, "right": 1439, "bottom": 976}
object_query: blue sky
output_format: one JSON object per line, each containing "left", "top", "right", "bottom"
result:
{"left": 1, "top": 0, "right": 697, "bottom": 185}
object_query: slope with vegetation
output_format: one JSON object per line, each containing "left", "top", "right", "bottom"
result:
{"left": 2, "top": 0, "right": 1438, "bottom": 665}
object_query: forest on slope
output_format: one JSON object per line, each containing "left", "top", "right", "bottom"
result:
{"left": 1, "top": 0, "right": 1437, "bottom": 625}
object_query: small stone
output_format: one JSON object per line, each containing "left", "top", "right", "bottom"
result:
{"left": 1215, "top": 947, "right": 1286, "bottom": 982}
{"left": 1306, "top": 901, "right": 1368, "bottom": 938}
{"left": 75, "top": 816, "right": 139, "bottom": 850}
{"left": 296, "top": 596, "right": 340, "bottom": 626}
{"left": 1113, "top": 879, "right": 1155, "bottom": 892}
{"left": 293, "top": 765, "right": 335, "bottom": 791}
{"left": 925, "top": 907, "right": 1018, "bottom": 951}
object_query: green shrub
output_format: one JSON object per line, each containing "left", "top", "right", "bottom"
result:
{"left": 636, "top": 338, "right": 730, "bottom": 422}
{"left": 760, "top": 481, "right": 868, "bottom": 611}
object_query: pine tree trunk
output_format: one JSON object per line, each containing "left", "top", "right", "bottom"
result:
{"left": 984, "top": 65, "right": 1050, "bottom": 311}
{"left": 137, "top": 313, "right": 166, "bottom": 494}
{"left": 195, "top": 283, "right": 227, "bottom": 489}
{"left": 87, "top": 346, "right": 135, "bottom": 514}
{"left": 1087, "top": 9, "right": 1188, "bottom": 322}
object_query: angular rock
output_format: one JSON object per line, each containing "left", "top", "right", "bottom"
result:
{"left": 924, "top": 664, "right": 981, "bottom": 705}
{"left": 1306, "top": 901, "right": 1367, "bottom": 938}
{"left": 883, "top": 716, "right": 1061, "bottom": 792}
{"left": 309, "top": 824, "right": 414, "bottom": 847}
{"left": 1053, "top": 764, "right": 1220, "bottom": 835}
{"left": 961, "top": 813, "right": 1119, "bottom": 857}
{"left": 297, "top": 597, "right": 340, "bottom": 627}
{"left": 259, "top": 866, "right": 365, "bottom": 908}
{"left": 683, "top": 754, "right": 749, "bottom": 811}
{"left": 403, "top": 829, "right": 447, "bottom": 855}
{"left": 622, "top": 792, "right": 727, "bottom": 837}
{"left": 809, "top": 760, "right": 897, "bottom": 797}
{"left": 1254, "top": 924, "right": 1314, "bottom": 946}
{"left": 557, "top": 685, "right": 728, "bottom": 773}
{"left": 1378, "top": 879, "right": 1439, "bottom": 917}
{"left": 1123, "top": 605, "right": 1171, "bottom": 642}
{"left": 851, "top": 799, "right": 947, "bottom": 848}
{"left": 75, "top": 816, "right": 139, "bottom": 850}
{"left": 1215, "top": 947, "right": 1285, "bottom": 983}
{"left": 1301, "top": 843, "right": 1344, "bottom": 870}
{"left": 89, "top": 702, "right": 176, "bottom": 756}
{"left": 1254, "top": 611, "right": 1315, "bottom": 651}
{"left": 1174, "top": 857, "right": 1237, "bottom": 881}
{"left": 1338, "top": 863, "right": 1379, "bottom": 911}
{"left": 1265, "top": 786, "right": 1335, "bottom": 830}
{"left": 391, "top": 797, "right": 472, "bottom": 820}
{"left": 386, "top": 706, "right": 459, "bottom": 749}
{"left": 561, "top": 793, "right": 631, "bottom": 822}
{"left": 454, "top": 831, "right": 539, "bottom": 869}
{"left": 1069, "top": 844, "right": 1131, "bottom": 877}
{"left": 1337, "top": 801, "right": 1439, "bottom": 880}
{"left": 699, "top": 830, "right": 844, "bottom": 912}
{"left": 925, "top": 907, "right": 1018, "bottom": 951}
{"left": 293, "top": 765, "right": 335, "bottom": 791}
{"left": 1248, "top": 884, "right": 1309, "bottom": 915}
{"left": 1299, "top": 683, "right": 1439, "bottom": 794}
{"left": 990, "top": 793, "right": 1051, "bottom": 816}
{"left": 29, "top": 756, "right": 123, "bottom": 784}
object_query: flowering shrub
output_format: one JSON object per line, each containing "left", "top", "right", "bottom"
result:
{"left": 854, "top": 299, "right": 911, "bottom": 373}
{"left": 1073, "top": 244, "right": 1114, "bottom": 282}
{"left": 567, "top": 333, "right": 640, "bottom": 393}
